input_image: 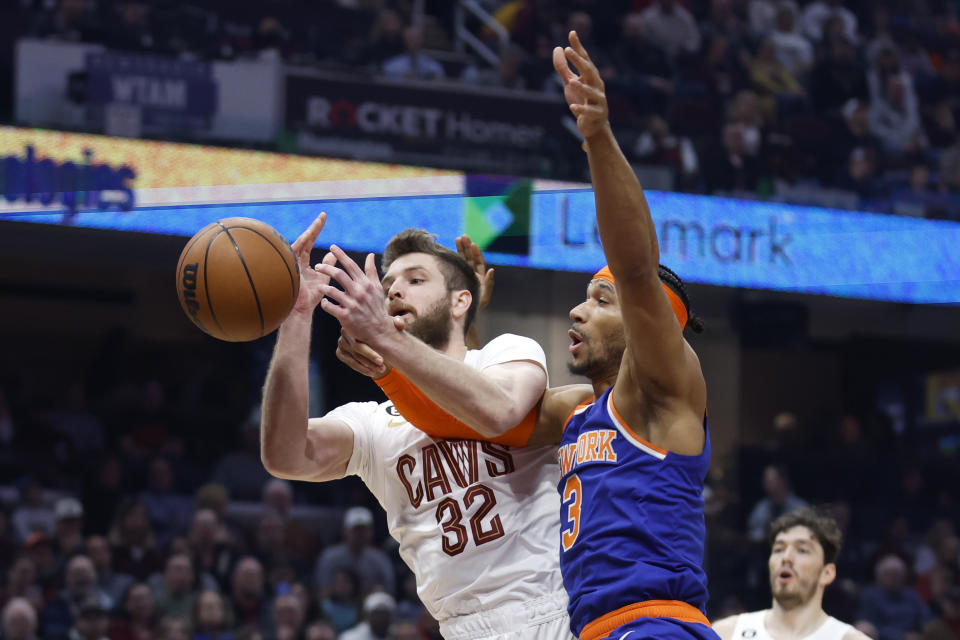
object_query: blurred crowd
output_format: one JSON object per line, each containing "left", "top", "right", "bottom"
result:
{"left": 0, "top": 327, "right": 958, "bottom": 640}
{"left": 6, "top": 0, "right": 960, "bottom": 217}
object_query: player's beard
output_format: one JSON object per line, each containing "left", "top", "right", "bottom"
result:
{"left": 568, "top": 329, "right": 625, "bottom": 381}
{"left": 771, "top": 572, "right": 819, "bottom": 610}
{"left": 405, "top": 296, "right": 453, "bottom": 350}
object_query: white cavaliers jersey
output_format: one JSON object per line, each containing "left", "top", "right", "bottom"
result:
{"left": 731, "top": 610, "right": 853, "bottom": 640}
{"left": 324, "top": 334, "right": 566, "bottom": 624}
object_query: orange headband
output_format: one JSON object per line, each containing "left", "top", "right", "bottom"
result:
{"left": 592, "top": 266, "right": 689, "bottom": 330}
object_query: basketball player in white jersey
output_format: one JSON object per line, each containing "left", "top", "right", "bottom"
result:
{"left": 260, "top": 215, "right": 573, "bottom": 640}
{"left": 713, "top": 507, "right": 870, "bottom": 640}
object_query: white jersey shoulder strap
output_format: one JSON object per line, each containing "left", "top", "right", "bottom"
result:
{"left": 807, "top": 616, "right": 853, "bottom": 640}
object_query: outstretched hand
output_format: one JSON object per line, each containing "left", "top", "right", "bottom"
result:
{"left": 552, "top": 30, "right": 610, "bottom": 141}
{"left": 290, "top": 213, "right": 337, "bottom": 315}
{"left": 315, "top": 245, "right": 403, "bottom": 347}
{"left": 456, "top": 234, "right": 495, "bottom": 311}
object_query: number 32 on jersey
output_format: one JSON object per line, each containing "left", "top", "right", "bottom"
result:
{"left": 561, "top": 474, "right": 582, "bottom": 551}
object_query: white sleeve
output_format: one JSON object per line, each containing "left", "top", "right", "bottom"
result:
{"left": 474, "top": 334, "right": 548, "bottom": 377}
{"left": 322, "top": 401, "right": 380, "bottom": 481}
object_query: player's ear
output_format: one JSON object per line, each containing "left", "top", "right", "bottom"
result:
{"left": 820, "top": 562, "right": 837, "bottom": 587}
{"left": 451, "top": 289, "right": 472, "bottom": 321}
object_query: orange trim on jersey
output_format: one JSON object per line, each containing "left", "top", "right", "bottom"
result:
{"left": 562, "top": 397, "right": 595, "bottom": 433}
{"left": 374, "top": 369, "right": 537, "bottom": 447}
{"left": 608, "top": 393, "right": 668, "bottom": 456}
{"left": 592, "top": 265, "right": 689, "bottom": 329}
{"left": 579, "top": 600, "right": 712, "bottom": 640}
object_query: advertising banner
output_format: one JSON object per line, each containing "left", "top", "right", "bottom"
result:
{"left": 1, "top": 127, "right": 957, "bottom": 305}
{"left": 284, "top": 71, "right": 570, "bottom": 173}
{"left": 85, "top": 52, "right": 218, "bottom": 131}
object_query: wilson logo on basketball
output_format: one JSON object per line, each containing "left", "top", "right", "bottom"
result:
{"left": 180, "top": 263, "right": 203, "bottom": 330}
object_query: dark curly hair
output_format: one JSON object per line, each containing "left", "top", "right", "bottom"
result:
{"left": 768, "top": 506, "right": 843, "bottom": 565}
{"left": 658, "top": 264, "right": 704, "bottom": 333}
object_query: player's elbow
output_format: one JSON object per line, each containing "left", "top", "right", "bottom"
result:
{"left": 474, "top": 405, "right": 527, "bottom": 438}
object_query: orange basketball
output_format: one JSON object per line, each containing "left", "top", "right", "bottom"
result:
{"left": 175, "top": 217, "right": 300, "bottom": 342}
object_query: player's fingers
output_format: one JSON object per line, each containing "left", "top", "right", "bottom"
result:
{"left": 336, "top": 344, "right": 378, "bottom": 377}
{"left": 319, "top": 296, "right": 347, "bottom": 321}
{"left": 315, "top": 264, "right": 359, "bottom": 298}
{"left": 338, "top": 333, "right": 383, "bottom": 368}
{"left": 292, "top": 212, "right": 326, "bottom": 256}
{"left": 552, "top": 46, "right": 577, "bottom": 82}
{"left": 564, "top": 45, "right": 600, "bottom": 86}
{"left": 363, "top": 253, "right": 381, "bottom": 289}
{"left": 320, "top": 282, "right": 351, "bottom": 308}
{"left": 572, "top": 79, "right": 606, "bottom": 102}
{"left": 568, "top": 30, "right": 593, "bottom": 62}
{"left": 329, "top": 244, "right": 366, "bottom": 282}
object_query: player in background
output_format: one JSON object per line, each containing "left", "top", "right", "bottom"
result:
{"left": 260, "top": 217, "right": 574, "bottom": 640}
{"left": 713, "top": 507, "right": 871, "bottom": 640}
{"left": 335, "top": 30, "right": 717, "bottom": 640}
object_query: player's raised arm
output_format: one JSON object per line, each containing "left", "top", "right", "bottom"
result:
{"left": 260, "top": 214, "right": 354, "bottom": 482}
{"left": 555, "top": 31, "right": 706, "bottom": 444}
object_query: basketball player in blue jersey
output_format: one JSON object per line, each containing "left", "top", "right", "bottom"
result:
{"left": 545, "top": 31, "right": 718, "bottom": 640}
{"left": 336, "top": 30, "right": 719, "bottom": 640}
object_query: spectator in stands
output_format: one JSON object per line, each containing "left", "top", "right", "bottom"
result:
{"left": 190, "top": 590, "right": 233, "bottom": 639}
{"left": 140, "top": 458, "right": 191, "bottom": 548}
{"left": 632, "top": 114, "right": 699, "bottom": 189}
{"left": 364, "top": 7, "right": 406, "bottom": 68}
{"left": 870, "top": 74, "right": 927, "bottom": 157}
{"left": 1, "top": 597, "right": 39, "bottom": 640}
{"left": 62, "top": 597, "right": 111, "bottom": 640}
{"left": 303, "top": 620, "right": 336, "bottom": 640}
{"left": 12, "top": 481, "right": 54, "bottom": 543}
{"left": 260, "top": 480, "right": 316, "bottom": 568}
{"left": 609, "top": 12, "right": 674, "bottom": 115}
{"left": 272, "top": 594, "right": 305, "bottom": 640}
{"left": 639, "top": 0, "right": 702, "bottom": 61}
{"left": 703, "top": 90, "right": 766, "bottom": 192}
{"left": 747, "top": 465, "right": 808, "bottom": 542}
{"left": 53, "top": 498, "right": 85, "bottom": 558}
{"left": 87, "top": 536, "right": 134, "bottom": 607}
{"left": 318, "top": 568, "right": 360, "bottom": 633}
{"left": 768, "top": 3, "right": 812, "bottom": 77}
{"left": 187, "top": 510, "right": 235, "bottom": 591}
{"left": 809, "top": 37, "right": 869, "bottom": 114}
{"left": 109, "top": 500, "right": 162, "bottom": 582}
{"left": 915, "top": 521, "right": 957, "bottom": 578}
{"left": 227, "top": 557, "right": 268, "bottom": 633}
{"left": 801, "top": 0, "right": 857, "bottom": 44}
{"left": 393, "top": 568, "right": 423, "bottom": 624}
{"left": 212, "top": 425, "right": 273, "bottom": 503}
{"left": 22, "top": 533, "right": 57, "bottom": 594}
{"left": 41, "top": 555, "right": 112, "bottom": 638}
{"left": 382, "top": 26, "right": 444, "bottom": 81}
{"left": 108, "top": 582, "right": 155, "bottom": 640}
{"left": 916, "top": 534, "right": 959, "bottom": 604}
{"left": 251, "top": 512, "right": 291, "bottom": 583}
{"left": 749, "top": 36, "right": 807, "bottom": 122}
{"left": 341, "top": 592, "right": 396, "bottom": 640}
{"left": 314, "top": 507, "right": 394, "bottom": 597}
{"left": 1, "top": 556, "right": 43, "bottom": 614}
{"left": 857, "top": 554, "right": 931, "bottom": 640}
{"left": 150, "top": 554, "right": 199, "bottom": 621}
{"left": 156, "top": 616, "right": 188, "bottom": 640}
{"left": 925, "top": 102, "right": 956, "bottom": 149}
{"left": 565, "top": 11, "right": 615, "bottom": 80}
{"left": 923, "top": 586, "right": 960, "bottom": 640}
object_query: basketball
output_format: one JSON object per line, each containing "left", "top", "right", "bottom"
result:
{"left": 175, "top": 217, "right": 300, "bottom": 342}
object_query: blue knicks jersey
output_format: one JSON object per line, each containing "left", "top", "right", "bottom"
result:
{"left": 557, "top": 387, "right": 711, "bottom": 637}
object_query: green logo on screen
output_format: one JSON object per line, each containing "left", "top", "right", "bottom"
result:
{"left": 464, "top": 179, "right": 532, "bottom": 256}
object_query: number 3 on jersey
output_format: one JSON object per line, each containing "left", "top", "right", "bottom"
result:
{"left": 561, "top": 474, "right": 582, "bottom": 551}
